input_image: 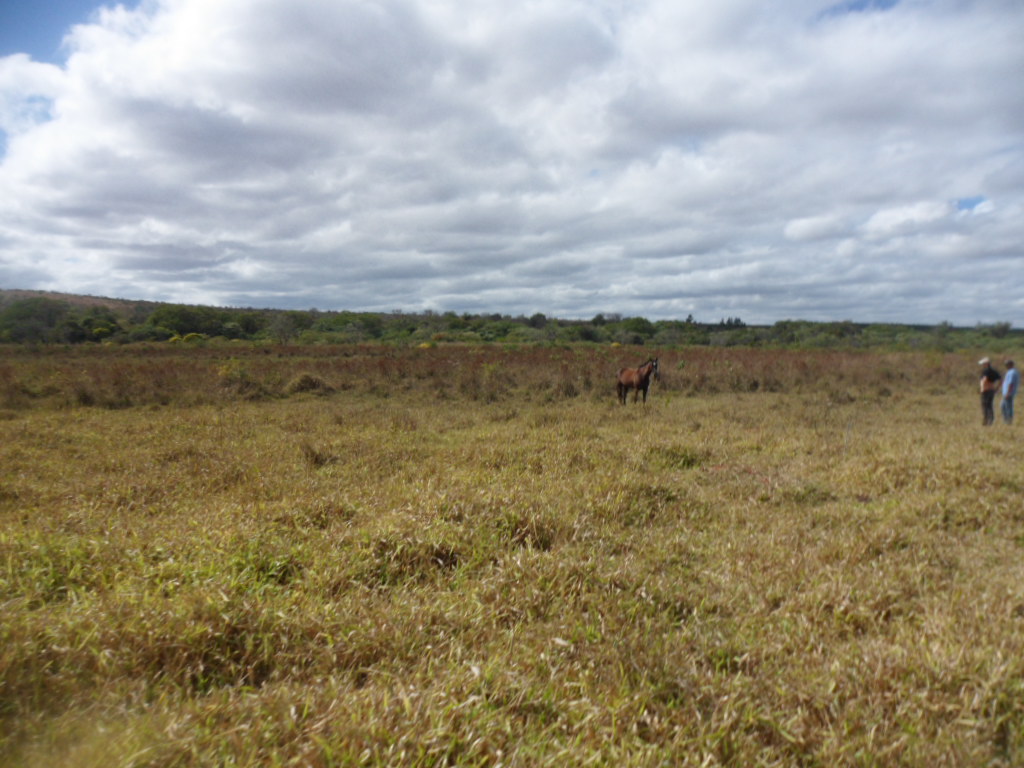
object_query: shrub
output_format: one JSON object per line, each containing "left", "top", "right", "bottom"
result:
{"left": 284, "top": 373, "right": 331, "bottom": 395}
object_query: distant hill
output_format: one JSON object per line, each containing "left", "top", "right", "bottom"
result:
{"left": 0, "top": 288, "right": 161, "bottom": 315}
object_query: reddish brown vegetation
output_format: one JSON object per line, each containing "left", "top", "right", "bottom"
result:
{"left": 0, "top": 344, "right": 972, "bottom": 409}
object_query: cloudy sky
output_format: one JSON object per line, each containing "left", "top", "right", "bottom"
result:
{"left": 1, "top": 0, "right": 1021, "bottom": 324}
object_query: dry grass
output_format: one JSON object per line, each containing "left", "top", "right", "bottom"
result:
{"left": 1, "top": 345, "right": 1023, "bottom": 766}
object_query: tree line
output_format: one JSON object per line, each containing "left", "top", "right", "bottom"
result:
{"left": 0, "top": 293, "right": 1018, "bottom": 351}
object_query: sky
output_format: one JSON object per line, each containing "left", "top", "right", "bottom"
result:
{"left": 0, "top": 0, "right": 1022, "bottom": 325}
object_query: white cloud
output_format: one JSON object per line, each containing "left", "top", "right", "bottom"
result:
{"left": 0, "top": 55, "right": 64, "bottom": 137}
{"left": 784, "top": 214, "right": 849, "bottom": 242}
{"left": 1, "top": 0, "right": 1022, "bottom": 324}
{"left": 862, "top": 201, "right": 954, "bottom": 240}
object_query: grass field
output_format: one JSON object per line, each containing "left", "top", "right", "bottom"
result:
{"left": 2, "top": 344, "right": 1023, "bottom": 766}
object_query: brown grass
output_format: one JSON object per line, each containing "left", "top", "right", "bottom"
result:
{"left": 1, "top": 344, "right": 1022, "bottom": 766}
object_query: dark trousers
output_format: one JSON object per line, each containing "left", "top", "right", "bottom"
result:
{"left": 982, "top": 390, "right": 996, "bottom": 425}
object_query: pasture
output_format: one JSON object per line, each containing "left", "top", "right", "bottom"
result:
{"left": 2, "top": 344, "right": 1023, "bottom": 766}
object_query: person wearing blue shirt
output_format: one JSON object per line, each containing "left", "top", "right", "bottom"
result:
{"left": 1002, "top": 359, "right": 1019, "bottom": 425}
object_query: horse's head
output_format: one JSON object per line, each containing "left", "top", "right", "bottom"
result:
{"left": 650, "top": 357, "right": 660, "bottom": 381}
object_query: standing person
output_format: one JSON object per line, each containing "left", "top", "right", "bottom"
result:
{"left": 979, "top": 358, "right": 1002, "bottom": 426}
{"left": 1002, "top": 359, "right": 1019, "bottom": 425}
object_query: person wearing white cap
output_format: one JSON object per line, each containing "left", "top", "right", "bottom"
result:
{"left": 1002, "top": 359, "right": 1019, "bottom": 425}
{"left": 979, "top": 357, "right": 1001, "bottom": 426}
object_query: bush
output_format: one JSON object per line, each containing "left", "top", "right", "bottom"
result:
{"left": 284, "top": 373, "right": 332, "bottom": 395}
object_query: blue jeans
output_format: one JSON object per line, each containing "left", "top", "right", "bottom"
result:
{"left": 1002, "top": 396, "right": 1015, "bottom": 424}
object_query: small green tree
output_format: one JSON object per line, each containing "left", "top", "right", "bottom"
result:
{"left": 268, "top": 315, "right": 298, "bottom": 345}
{"left": 990, "top": 321, "right": 1012, "bottom": 339}
{"left": 622, "top": 316, "right": 656, "bottom": 338}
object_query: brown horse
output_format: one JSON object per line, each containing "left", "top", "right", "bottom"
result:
{"left": 617, "top": 357, "right": 660, "bottom": 405}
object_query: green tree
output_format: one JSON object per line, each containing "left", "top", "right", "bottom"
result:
{"left": 284, "top": 310, "right": 315, "bottom": 332}
{"left": 58, "top": 318, "right": 89, "bottom": 344}
{"left": 573, "top": 324, "right": 603, "bottom": 342}
{"left": 148, "top": 305, "right": 227, "bottom": 336}
{"left": 622, "top": 316, "right": 656, "bottom": 338}
{"left": 990, "top": 321, "right": 1012, "bottom": 339}
{"left": 358, "top": 314, "right": 384, "bottom": 339}
{"left": 233, "top": 312, "right": 265, "bottom": 336}
{"left": 0, "top": 298, "right": 71, "bottom": 342}
{"left": 76, "top": 306, "right": 122, "bottom": 339}
{"left": 268, "top": 314, "right": 298, "bottom": 345}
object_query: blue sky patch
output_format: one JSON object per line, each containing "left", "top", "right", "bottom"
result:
{"left": 820, "top": 0, "right": 900, "bottom": 19}
{"left": 957, "top": 196, "right": 987, "bottom": 211}
{"left": 0, "top": 0, "right": 138, "bottom": 62}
